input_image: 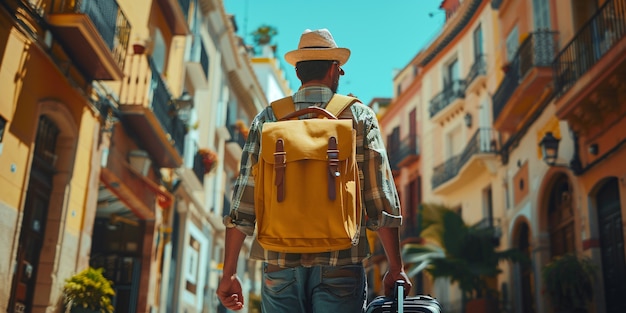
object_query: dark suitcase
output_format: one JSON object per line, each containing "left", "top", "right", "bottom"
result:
{"left": 366, "top": 280, "right": 442, "bottom": 313}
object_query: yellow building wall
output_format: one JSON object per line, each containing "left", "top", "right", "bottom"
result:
{"left": 0, "top": 26, "right": 99, "bottom": 233}
{"left": 0, "top": 30, "right": 32, "bottom": 210}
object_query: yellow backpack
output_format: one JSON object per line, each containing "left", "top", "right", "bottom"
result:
{"left": 253, "top": 94, "right": 362, "bottom": 253}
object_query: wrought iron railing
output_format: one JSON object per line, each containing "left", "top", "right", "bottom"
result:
{"left": 50, "top": 0, "right": 130, "bottom": 70}
{"left": 429, "top": 80, "right": 466, "bottom": 118}
{"left": 475, "top": 217, "right": 494, "bottom": 229}
{"left": 465, "top": 55, "right": 487, "bottom": 89}
{"left": 432, "top": 128, "right": 499, "bottom": 189}
{"left": 192, "top": 148, "right": 206, "bottom": 183}
{"left": 492, "top": 31, "right": 559, "bottom": 121}
{"left": 227, "top": 124, "right": 247, "bottom": 149}
{"left": 474, "top": 217, "right": 502, "bottom": 246}
{"left": 432, "top": 155, "right": 462, "bottom": 189}
{"left": 554, "top": 0, "right": 626, "bottom": 98}
{"left": 388, "top": 135, "right": 419, "bottom": 170}
{"left": 148, "top": 58, "right": 186, "bottom": 156}
{"left": 458, "top": 128, "right": 499, "bottom": 170}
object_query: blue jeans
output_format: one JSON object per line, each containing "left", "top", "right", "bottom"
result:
{"left": 261, "top": 263, "right": 366, "bottom": 313}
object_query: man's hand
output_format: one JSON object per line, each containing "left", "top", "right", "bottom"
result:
{"left": 383, "top": 269, "right": 412, "bottom": 298}
{"left": 217, "top": 274, "right": 244, "bottom": 311}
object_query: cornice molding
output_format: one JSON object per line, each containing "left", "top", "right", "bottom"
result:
{"left": 419, "top": 0, "right": 483, "bottom": 66}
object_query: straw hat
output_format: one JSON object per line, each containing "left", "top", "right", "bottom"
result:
{"left": 284, "top": 29, "right": 351, "bottom": 66}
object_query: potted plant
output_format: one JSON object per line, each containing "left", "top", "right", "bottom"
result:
{"left": 198, "top": 148, "right": 218, "bottom": 174}
{"left": 235, "top": 120, "right": 250, "bottom": 140}
{"left": 402, "top": 203, "right": 528, "bottom": 313}
{"left": 132, "top": 36, "right": 151, "bottom": 55}
{"left": 251, "top": 25, "right": 277, "bottom": 46}
{"left": 541, "top": 253, "right": 597, "bottom": 313}
{"left": 63, "top": 267, "right": 115, "bottom": 313}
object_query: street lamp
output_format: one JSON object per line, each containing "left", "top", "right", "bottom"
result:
{"left": 538, "top": 131, "right": 560, "bottom": 166}
{"left": 538, "top": 131, "right": 583, "bottom": 175}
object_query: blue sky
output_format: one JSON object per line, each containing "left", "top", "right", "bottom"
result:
{"left": 223, "top": 0, "right": 446, "bottom": 105}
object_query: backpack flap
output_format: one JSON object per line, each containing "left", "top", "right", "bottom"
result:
{"left": 260, "top": 119, "right": 353, "bottom": 164}
{"left": 256, "top": 117, "right": 360, "bottom": 253}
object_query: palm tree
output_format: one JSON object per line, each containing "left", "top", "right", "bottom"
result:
{"left": 402, "top": 203, "right": 528, "bottom": 311}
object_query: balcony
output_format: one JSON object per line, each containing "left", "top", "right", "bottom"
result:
{"left": 492, "top": 31, "right": 559, "bottom": 133}
{"left": 465, "top": 55, "right": 487, "bottom": 95}
{"left": 388, "top": 135, "right": 420, "bottom": 171}
{"left": 474, "top": 217, "right": 502, "bottom": 246}
{"left": 429, "top": 80, "right": 466, "bottom": 122}
{"left": 227, "top": 124, "right": 247, "bottom": 150}
{"left": 118, "top": 55, "right": 185, "bottom": 168}
{"left": 186, "top": 34, "right": 210, "bottom": 89}
{"left": 156, "top": 0, "right": 190, "bottom": 35}
{"left": 432, "top": 128, "right": 500, "bottom": 194}
{"left": 47, "top": 0, "right": 130, "bottom": 80}
{"left": 553, "top": 0, "right": 626, "bottom": 134}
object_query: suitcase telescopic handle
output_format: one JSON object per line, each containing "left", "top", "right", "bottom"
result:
{"left": 395, "top": 280, "right": 405, "bottom": 313}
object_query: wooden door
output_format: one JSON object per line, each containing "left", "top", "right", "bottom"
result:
{"left": 597, "top": 177, "right": 626, "bottom": 313}
{"left": 9, "top": 116, "right": 58, "bottom": 313}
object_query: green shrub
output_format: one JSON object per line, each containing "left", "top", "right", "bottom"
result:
{"left": 63, "top": 267, "right": 115, "bottom": 313}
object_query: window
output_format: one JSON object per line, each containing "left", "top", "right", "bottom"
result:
{"left": 506, "top": 26, "right": 519, "bottom": 61}
{"left": 186, "top": 236, "right": 201, "bottom": 287}
{"left": 473, "top": 24, "right": 484, "bottom": 59}
{"left": 443, "top": 58, "right": 460, "bottom": 87}
{"left": 152, "top": 29, "right": 166, "bottom": 74}
{"left": 532, "top": 0, "right": 551, "bottom": 30}
{"left": 482, "top": 185, "right": 494, "bottom": 225}
{"left": 409, "top": 108, "right": 417, "bottom": 141}
{"left": 446, "top": 126, "right": 463, "bottom": 158}
{"left": 0, "top": 115, "right": 6, "bottom": 143}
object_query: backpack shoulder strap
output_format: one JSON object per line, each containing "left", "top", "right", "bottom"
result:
{"left": 270, "top": 96, "right": 296, "bottom": 120}
{"left": 271, "top": 94, "right": 359, "bottom": 120}
{"left": 325, "top": 94, "right": 359, "bottom": 117}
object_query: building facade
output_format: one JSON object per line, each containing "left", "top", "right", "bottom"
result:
{"left": 380, "top": 0, "right": 626, "bottom": 312}
{"left": 0, "top": 0, "right": 270, "bottom": 312}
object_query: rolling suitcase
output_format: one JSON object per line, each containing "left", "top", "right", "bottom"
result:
{"left": 366, "top": 280, "right": 442, "bottom": 313}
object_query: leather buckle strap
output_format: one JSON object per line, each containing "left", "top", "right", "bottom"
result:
{"left": 327, "top": 137, "right": 339, "bottom": 200}
{"left": 274, "top": 139, "right": 286, "bottom": 202}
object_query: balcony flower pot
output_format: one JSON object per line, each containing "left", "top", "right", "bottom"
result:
{"left": 235, "top": 120, "right": 249, "bottom": 140}
{"left": 198, "top": 148, "right": 218, "bottom": 174}
{"left": 501, "top": 62, "right": 511, "bottom": 73}
{"left": 133, "top": 43, "right": 145, "bottom": 55}
{"left": 63, "top": 267, "right": 115, "bottom": 313}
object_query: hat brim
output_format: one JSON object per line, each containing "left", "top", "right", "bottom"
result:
{"left": 284, "top": 48, "right": 350, "bottom": 66}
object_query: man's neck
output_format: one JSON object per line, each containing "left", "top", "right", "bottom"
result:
{"left": 300, "top": 81, "right": 330, "bottom": 89}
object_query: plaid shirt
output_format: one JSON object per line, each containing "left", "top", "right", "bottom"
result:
{"left": 227, "top": 86, "right": 402, "bottom": 267}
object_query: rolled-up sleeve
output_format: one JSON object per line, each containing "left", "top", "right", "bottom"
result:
{"left": 227, "top": 116, "right": 263, "bottom": 236}
{"left": 357, "top": 106, "right": 403, "bottom": 231}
